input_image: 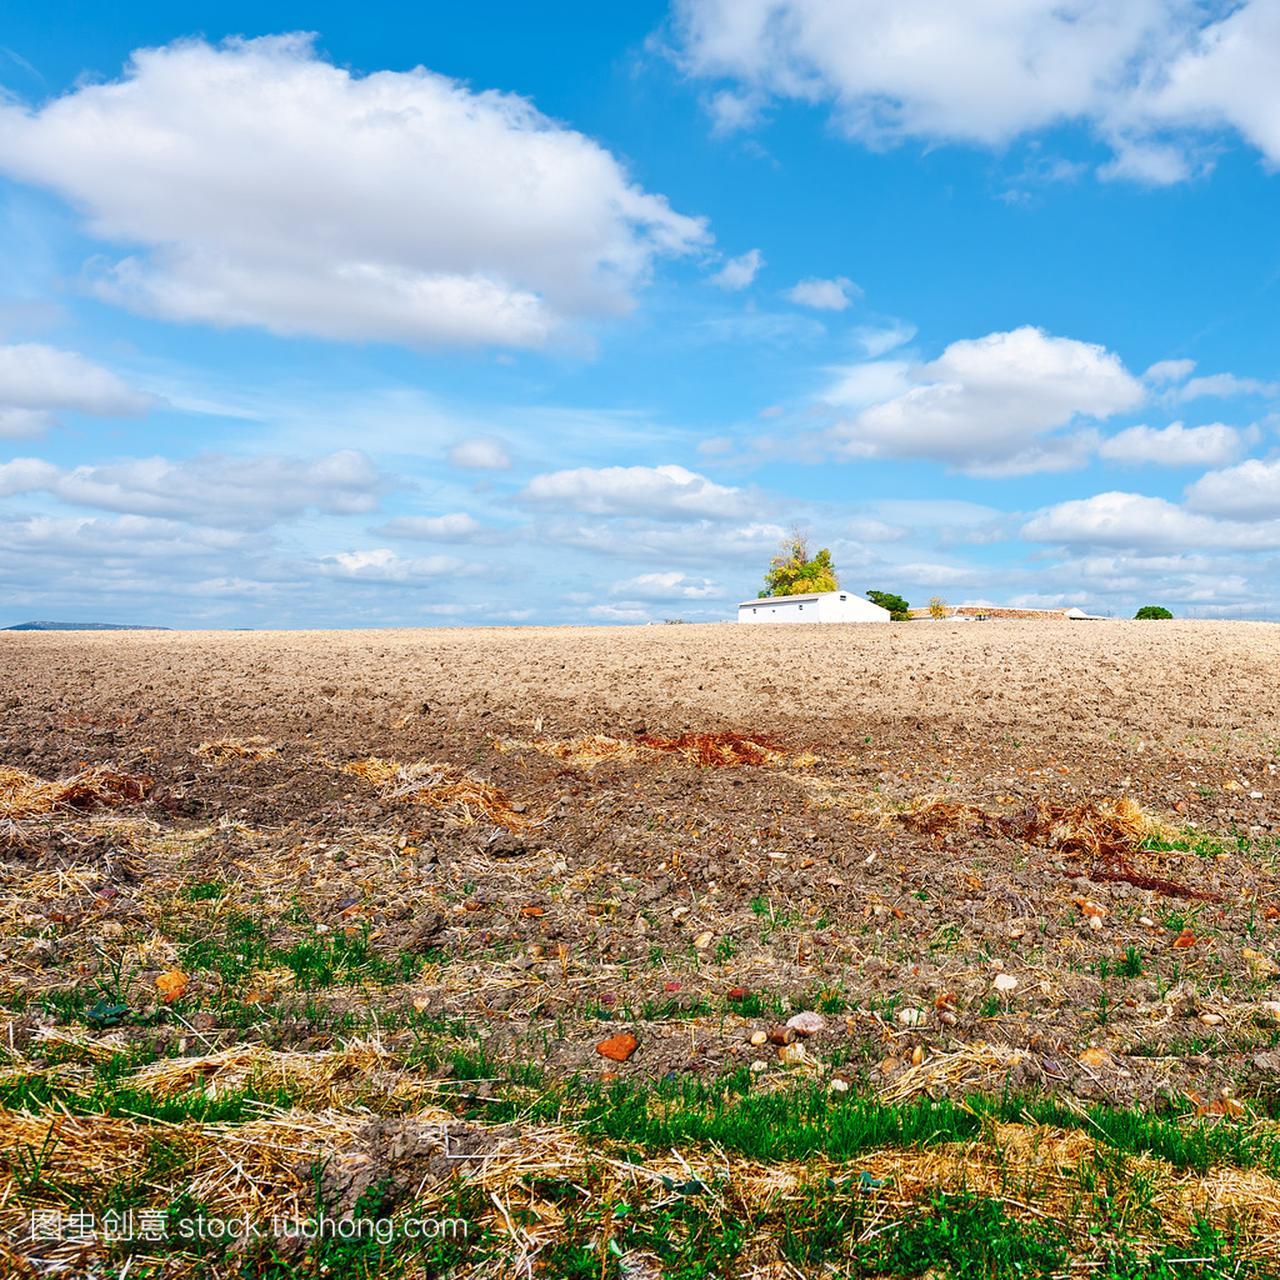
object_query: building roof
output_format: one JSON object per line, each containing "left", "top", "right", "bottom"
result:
{"left": 737, "top": 590, "right": 847, "bottom": 608}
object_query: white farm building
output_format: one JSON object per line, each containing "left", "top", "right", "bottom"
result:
{"left": 738, "top": 590, "right": 891, "bottom": 624}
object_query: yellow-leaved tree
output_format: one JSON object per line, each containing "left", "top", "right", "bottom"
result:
{"left": 759, "top": 532, "right": 838, "bottom": 598}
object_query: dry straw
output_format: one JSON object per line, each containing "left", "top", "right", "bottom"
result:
{"left": 4, "top": 1092, "right": 1280, "bottom": 1273}
{"left": 0, "top": 763, "right": 151, "bottom": 820}
{"left": 194, "top": 737, "right": 279, "bottom": 763}
{"left": 342, "top": 756, "right": 534, "bottom": 830}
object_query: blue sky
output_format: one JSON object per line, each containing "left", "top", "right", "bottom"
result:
{"left": 2, "top": 1, "right": 1279, "bottom": 626}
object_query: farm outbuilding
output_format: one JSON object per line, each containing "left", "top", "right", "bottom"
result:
{"left": 737, "top": 590, "right": 891, "bottom": 624}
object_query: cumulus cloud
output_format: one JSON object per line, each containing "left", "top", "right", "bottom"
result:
{"left": 671, "top": 0, "right": 1280, "bottom": 180}
{"left": 0, "top": 513, "right": 251, "bottom": 561}
{"left": 1144, "top": 358, "right": 1196, "bottom": 385}
{"left": 1098, "top": 421, "right": 1251, "bottom": 467}
{"left": 784, "top": 275, "right": 859, "bottom": 310}
{"left": 448, "top": 437, "right": 512, "bottom": 469}
{"left": 710, "top": 248, "right": 764, "bottom": 290}
{"left": 0, "top": 450, "right": 384, "bottom": 529}
{"left": 1177, "top": 372, "right": 1280, "bottom": 402}
{"left": 587, "top": 603, "right": 653, "bottom": 622}
{"left": 610, "top": 571, "right": 722, "bottom": 599}
{"left": 0, "top": 34, "right": 707, "bottom": 349}
{"left": 545, "top": 517, "right": 788, "bottom": 564}
{"left": 521, "top": 463, "right": 750, "bottom": 520}
{"left": 319, "top": 548, "right": 466, "bottom": 582}
{"left": 1186, "top": 457, "right": 1280, "bottom": 521}
{"left": 0, "top": 458, "right": 61, "bottom": 497}
{"left": 377, "top": 512, "right": 497, "bottom": 542}
{"left": 1126, "top": 0, "right": 1280, "bottom": 172}
{"left": 830, "top": 326, "right": 1144, "bottom": 474}
{"left": 1022, "top": 490, "right": 1280, "bottom": 550}
{"left": 0, "top": 343, "right": 154, "bottom": 436}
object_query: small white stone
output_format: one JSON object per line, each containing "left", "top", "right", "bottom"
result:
{"left": 897, "top": 1007, "right": 927, "bottom": 1027}
{"left": 786, "top": 1011, "right": 827, "bottom": 1036}
{"left": 993, "top": 973, "right": 1018, "bottom": 994}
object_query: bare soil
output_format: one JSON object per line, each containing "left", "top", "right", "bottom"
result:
{"left": 2, "top": 621, "right": 1278, "bottom": 1107}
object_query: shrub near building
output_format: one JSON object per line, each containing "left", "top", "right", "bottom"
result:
{"left": 866, "top": 590, "right": 912, "bottom": 621}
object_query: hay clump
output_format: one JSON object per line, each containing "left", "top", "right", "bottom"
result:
{"left": 125, "top": 1040, "right": 437, "bottom": 1111}
{"left": 0, "top": 764, "right": 152, "bottom": 819}
{"left": 636, "top": 731, "right": 785, "bottom": 768}
{"left": 342, "top": 757, "right": 533, "bottom": 831}
{"left": 894, "top": 795, "right": 1216, "bottom": 900}
{"left": 899, "top": 795, "right": 1160, "bottom": 858}
{"left": 498, "top": 734, "right": 642, "bottom": 768}
{"left": 194, "top": 737, "right": 278, "bottom": 763}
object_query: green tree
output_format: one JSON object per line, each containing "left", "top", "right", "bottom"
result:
{"left": 1134, "top": 605, "right": 1173, "bottom": 619}
{"left": 759, "top": 533, "right": 838, "bottom": 597}
{"left": 866, "top": 589, "right": 912, "bottom": 621}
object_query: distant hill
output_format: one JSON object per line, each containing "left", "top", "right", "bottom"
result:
{"left": 3, "top": 621, "right": 171, "bottom": 632}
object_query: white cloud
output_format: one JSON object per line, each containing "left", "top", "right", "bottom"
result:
{"left": 1177, "top": 372, "right": 1280, "bottom": 402}
{"left": 0, "top": 409, "right": 54, "bottom": 439}
{"left": 844, "top": 516, "right": 907, "bottom": 542}
{"left": 611, "top": 571, "right": 722, "bottom": 599}
{"left": 521, "top": 463, "right": 750, "bottom": 520}
{"left": 1022, "top": 490, "right": 1280, "bottom": 550}
{"left": 1186, "top": 457, "right": 1280, "bottom": 521}
{"left": 545, "top": 517, "right": 788, "bottom": 564}
{"left": 319, "top": 548, "right": 465, "bottom": 582}
{"left": 377, "top": 512, "right": 492, "bottom": 542}
{"left": 1127, "top": 0, "right": 1280, "bottom": 170}
{"left": 448, "top": 437, "right": 512, "bottom": 469}
{"left": 893, "top": 561, "right": 985, "bottom": 587}
{"left": 0, "top": 450, "right": 383, "bottom": 529}
{"left": 0, "top": 458, "right": 61, "bottom": 496}
{"left": 1096, "top": 138, "right": 1196, "bottom": 185}
{"left": 587, "top": 603, "right": 653, "bottom": 622}
{"left": 0, "top": 343, "right": 154, "bottom": 436}
{"left": 821, "top": 359, "right": 913, "bottom": 410}
{"left": 831, "top": 326, "right": 1144, "bottom": 474}
{"left": 710, "top": 248, "right": 764, "bottom": 290}
{"left": 0, "top": 513, "right": 251, "bottom": 560}
{"left": 672, "top": 1, "right": 1280, "bottom": 179}
{"left": 785, "top": 275, "right": 859, "bottom": 311}
{"left": 1098, "top": 420, "right": 1250, "bottom": 467}
{"left": 1144, "top": 358, "right": 1196, "bottom": 385}
{"left": 853, "top": 320, "right": 916, "bottom": 358}
{"left": 0, "top": 34, "right": 707, "bottom": 349}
